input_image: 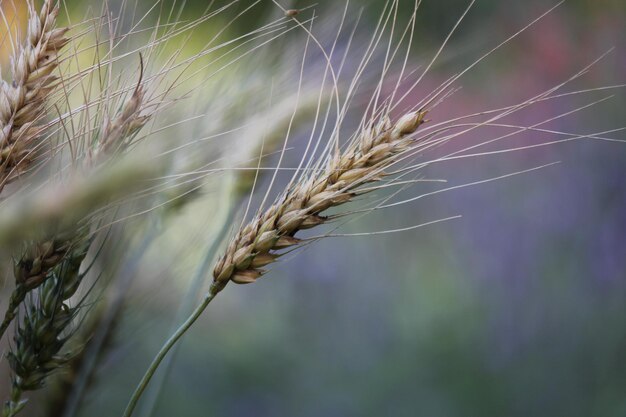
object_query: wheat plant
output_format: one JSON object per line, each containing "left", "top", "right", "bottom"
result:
{"left": 0, "top": 0, "right": 622, "bottom": 416}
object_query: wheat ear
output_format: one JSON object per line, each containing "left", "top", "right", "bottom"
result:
{"left": 0, "top": 0, "right": 69, "bottom": 191}
{"left": 211, "top": 109, "right": 427, "bottom": 294}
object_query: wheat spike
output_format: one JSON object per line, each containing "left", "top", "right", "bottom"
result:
{"left": 211, "top": 109, "right": 427, "bottom": 295}
{"left": 87, "top": 57, "right": 148, "bottom": 165}
{"left": 0, "top": 0, "right": 69, "bottom": 191}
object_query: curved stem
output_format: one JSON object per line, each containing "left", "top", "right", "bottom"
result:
{"left": 137, "top": 210, "right": 236, "bottom": 417}
{"left": 121, "top": 291, "right": 217, "bottom": 417}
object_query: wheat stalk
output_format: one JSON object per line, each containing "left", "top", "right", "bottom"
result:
{"left": 0, "top": 0, "right": 69, "bottom": 192}
{"left": 121, "top": 107, "right": 428, "bottom": 417}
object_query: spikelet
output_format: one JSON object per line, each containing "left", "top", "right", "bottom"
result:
{"left": 0, "top": 0, "right": 69, "bottom": 191}
{"left": 211, "top": 110, "right": 427, "bottom": 294}
{"left": 0, "top": 235, "right": 74, "bottom": 343}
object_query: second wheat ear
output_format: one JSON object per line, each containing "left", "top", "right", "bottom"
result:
{"left": 0, "top": 54, "right": 150, "bottom": 341}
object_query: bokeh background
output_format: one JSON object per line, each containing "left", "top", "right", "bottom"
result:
{"left": 3, "top": 0, "right": 626, "bottom": 416}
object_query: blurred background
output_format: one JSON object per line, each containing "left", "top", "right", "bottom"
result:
{"left": 2, "top": 0, "right": 625, "bottom": 416}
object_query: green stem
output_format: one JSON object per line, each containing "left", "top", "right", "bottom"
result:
{"left": 121, "top": 291, "right": 218, "bottom": 417}
{"left": 137, "top": 210, "right": 236, "bottom": 417}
